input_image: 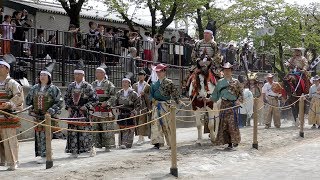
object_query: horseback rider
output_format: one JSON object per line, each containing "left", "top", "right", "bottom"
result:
{"left": 285, "top": 48, "right": 309, "bottom": 72}
{"left": 285, "top": 47, "right": 310, "bottom": 94}
{"left": 192, "top": 22, "right": 222, "bottom": 76}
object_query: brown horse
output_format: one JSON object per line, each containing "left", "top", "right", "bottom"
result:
{"left": 282, "top": 73, "right": 309, "bottom": 124}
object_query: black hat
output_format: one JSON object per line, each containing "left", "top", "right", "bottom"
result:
{"left": 204, "top": 20, "right": 216, "bottom": 36}
{"left": 238, "top": 75, "right": 246, "bottom": 83}
{"left": 74, "top": 59, "right": 85, "bottom": 74}
{"left": 138, "top": 70, "right": 146, "bottom": 75}
{"left": 40, "top": 62, "right": 55, "bottom": 77}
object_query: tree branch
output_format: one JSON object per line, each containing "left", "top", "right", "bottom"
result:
{"left": 57, "top": 0, "right": 71, "bottom": 14}
{"left": 158, "top": 0, "right": 178, "bottom": 34}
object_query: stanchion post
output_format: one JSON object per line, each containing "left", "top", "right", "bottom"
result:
{"left": 45, "top": 113, "right": 53, "bottom": 169}
{"left": 170, "top": 105, "right": 178, "bottom": 177}
{"left": 252, "top": 98, "right": 258, "bottom": 149}
{"left": 299, "top": 95, "right": 305, "bottom": 138}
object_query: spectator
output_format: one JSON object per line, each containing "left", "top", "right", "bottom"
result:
{"left": 170, "top": 36, "right": 179, "bottom": 65}
{"left": 64, "top": 24, "right": 80, "bottom": 61}
{"left": 142, "top": 31, "right": 153, "bottom": 63}
{"left": 105, "top": 27, "right": 114, "bottom": 63}
{"left": 87, "top": 21, "right": 99, "bottom": 51}
{"left": 46, "top": 34, "right": 57, "bottom": 59}
{"left": 32, "top": 29, "right": 46, "bottom": 58}
{"left": 11, "top": 10, "right": 31, "bottom": 57}
{"left": 225, "top": 43, "right": 237, "bottom": 65}
{"left": 238, "top": 76, "right": 254, "bottom": 127}
{"left": 12, "top": 10, "right": 31, "bottom": 41}
{"left": 97, "top": 25, "right": 105, "bottom": 52}
{"left": 1, "top": 15, "right": 15, "bottom": 55}
{"left": 125, "top": 47, "right": 139, "bottom": 82}
{"left": 153, "top": 34, "right": 164, "bottom": 63}
{"left": 128, "top": 31, "right": 140, "bottom": 48}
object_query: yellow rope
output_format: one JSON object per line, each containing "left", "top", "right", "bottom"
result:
{"left": 176, "top": 98, "right": 250, "bottom": 113}
{"left": 51, "top": 109, "right": 154, "bottom": 124}
{"left": 176, "top": 118, "right": 195, "bottom": 123}
{"left": 38, "top": 112, "right": 170, "bottom": 133}
{"left": 0, "top": 120, "right": 46, "bottom": 143}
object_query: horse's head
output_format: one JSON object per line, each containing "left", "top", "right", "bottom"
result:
{"left": 196, "top": 55, "right": 212, "bottom": 75}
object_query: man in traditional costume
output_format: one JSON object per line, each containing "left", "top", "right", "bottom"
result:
{"left": 26, "top": 63, "right": 63, "bottom": 163}
{"left": 64, "top": 61, "right": 98, "bottom": 158}
{"left": 132, "top": 70, "right": 151, "bottom": 145}
{"left": 262, "top": 74, "right": 282, "bottom": 129}
{"left": 308, "top": 75, "right": 320, "bottom": 129}
{"left": 0, "top": 59, "right": 24, "bottom": 170}
{"left": 114, "top": 78, "right": 140, "bottom": 149}
{"left": 150, "top": 63, "right": 181, "bottom": 149}
{"left": 91, "top": 66, "right": 116, "bottom": 152}
{"left": 285, "top": 47, "right": 310, "bottom": 94}
{"left": 192, "top": 22, "right": 222, "bottom": 74}
{"left": 210, "top": 62, "right": 243, "bottom": 150}
{"left": 247, "top": 72, "right": 263, "bottom": 126}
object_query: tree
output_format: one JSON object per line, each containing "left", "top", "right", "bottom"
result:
{"left": 106, "top": 0, "right": 193, "bottom": 36}
{"left": 57, "top": 0, "right": 86, "bottom": 28}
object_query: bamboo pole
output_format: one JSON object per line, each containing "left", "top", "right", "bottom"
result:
{"left": 299, "top": 95, "right": 305, "bottom": 138}
{"left": 170, "top": 105, "right": 178, "bottom": 177}
{"left": 45, "top": 113, "right": 53, "bottom": 169}
{"left": 252, "top": 98, "right": 258, "bottom": 149}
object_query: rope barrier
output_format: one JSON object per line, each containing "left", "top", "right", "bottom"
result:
{"left": 0, "top": 120, "right": 46, "bottom": 144}
{"left": 51, "top": 109, "right": 154, "bottom": 124}
{"left": 176, "top": 118, "right": 196, "bottom": 123}
{"left": 176, "top": 98, "right": 250, "bottom": 113}
{"left": 36, "top": 112, "right": 170, "bottom": 133}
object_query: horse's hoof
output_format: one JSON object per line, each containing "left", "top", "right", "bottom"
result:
{"left": 196, "top": 141, "right": 202, "bottom": 146}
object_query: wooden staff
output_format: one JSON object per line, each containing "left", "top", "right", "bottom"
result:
{"left": 170, "top": 105, "right": 178, "bottom": 177}
{"left": 45, "top": 113, "right": 53, "bottom": 169}
{"left": 252, "top": 98, "right": 258, "bottom": 149}
{"left": 299, "top": 95, "right": 305, "bottom": 138}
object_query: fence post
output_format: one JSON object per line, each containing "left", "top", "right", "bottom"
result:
{"left": 61, "top": 45, "right": 66, "bottom": 86}
{"left": 45, "top": 113, "right": 53, "bottom": 169}
{"left": 252, "top": 98, "right": 258, "bottom": 149}
{"left": 32, "top": 41, "right": 37, "bottom": 85}
{"left": 170, "top": 105, "right": 178, "bottom": 177}
{"left": 299, "top": 95, "right": 305, "bottom": 138}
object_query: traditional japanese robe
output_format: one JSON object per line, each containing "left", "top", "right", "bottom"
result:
{"left": 150, "top": 78, "right": 180, "bottom": 147}
{"left": 132, "top": 81, "right": 151, "bottom": 137}
{"left": 211, "top": 77, "right": 243, "bottom": 146}
{"left": 308, "top": 84, "right": 320, "bottom": 125}
{"left": 114, "top": 88, "right": 140, "bottom": 148}
{"left": 26, "top": 84, "right": 63, "bottom": 157}
{"left": 64, "top": 81, "right": 98, "bottom": 154}
{"left": 0, "top": 75, "right": 24, "bottom": 166}
{"left": 91, "top": 79, "right": 116, "bottom": 149}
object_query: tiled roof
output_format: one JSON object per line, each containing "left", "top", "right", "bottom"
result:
{"left": 8, "top": 0, "right": 176, "bottom": 29}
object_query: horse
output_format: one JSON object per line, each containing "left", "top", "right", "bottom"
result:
{"left": 188, "top": 55, "right": 221, "bottom": 145}
{"left": 282, "top": 72, "right": 310, "bottom": 125}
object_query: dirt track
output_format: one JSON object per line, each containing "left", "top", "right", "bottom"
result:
{"left": 1, "top": 120, "right": 320, "bottom": 180}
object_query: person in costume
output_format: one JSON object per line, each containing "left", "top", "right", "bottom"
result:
{"left": 113, "top": 78, "right": 140, "bottom": 149}
{"left": 150, "top": 63, "right": 182, "bottom": 149}
{"left": 0, "top": 58, "right": 24, "bottom": 170}
{"left": 91, "top": 66, "right": 116, "bottom": 152}
{"left": 25, "top": 63, "right": 63, "bottom": 163}
{"left": 262, "top": 74, "right": 282, "bottom": 129}
{"left": 308, "top": 75, "right": 320, "bottom": 129}
{"left": 64, "top": 61, "right": 98, "bottom": 158}
{"left": 132, "top": 70, "right": 151, "bottom": 145}
{"left": 210, "top": 62, "right": 243, "bottom": 150}
{"left": 192, "top": 21, "right": 222, "bottom": 71}
{"left": 247, "top": 72, "right": 263, "bottom": 126}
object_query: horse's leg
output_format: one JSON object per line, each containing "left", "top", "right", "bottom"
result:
{"left": 194, "top": 110, "right": 203, "bottom": 144}
{"left": 207, "top": 100, "right": 221, "bottom": 144}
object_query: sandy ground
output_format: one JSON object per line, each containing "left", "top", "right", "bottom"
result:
{"left": 1, "top": 119, "right": 320, "bottom": 180}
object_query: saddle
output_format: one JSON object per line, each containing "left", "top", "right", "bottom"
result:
{"left": 286, "top": 71, "right": 310, "bottom": 94}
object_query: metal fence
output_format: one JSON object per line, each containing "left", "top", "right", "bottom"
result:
{"left": 0, "top": 25, "right": 194, "bottom": 66}
{"left": 0, "top": 38, "right": 189, "bottom": 92}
